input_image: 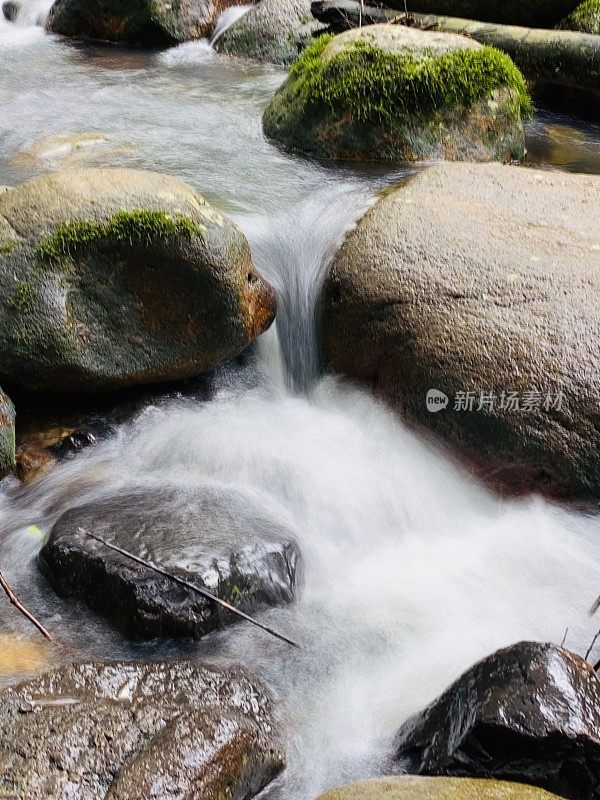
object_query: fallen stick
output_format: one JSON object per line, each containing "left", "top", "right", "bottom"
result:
{"left": 78, "top": 528, "right": 300, "bottom": 650}
{"left": 0, "top": 569, "right": 58, "bottom": 646}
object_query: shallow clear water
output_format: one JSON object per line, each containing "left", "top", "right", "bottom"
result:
{"left": 0, "top": 9, "right": 600, "bottom": 800}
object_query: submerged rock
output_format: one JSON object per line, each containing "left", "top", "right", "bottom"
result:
{"left": 318, "top": 777, "right": 563, "bottom": 800}
{"left": 0, "top": 168, "right": 275, "bottom": 393}
{"left": 559, "top": 0, "right": 600, "bottom": 33}
{"left": 0, "top": 659, "right": 284, "bottom": 800}
{"left": 263, "top": 26, "right": 530, "bottom": 163}
{"left": 321, "top": 162, "right": 600, "bottom": 497}
{"left": 40, "top": 482, "right": 300, "bottom": 640}
{"left": 393, "top": 642, "right": 600, "bottom": 800}
{"left": 0, "top": 386, "right": 15, "bottom": 479}
{"left": 218, "top": 0, "right": 324, "bottom": 65}
{"left": 46, "top": 0, "right": 230, "bottom": 45}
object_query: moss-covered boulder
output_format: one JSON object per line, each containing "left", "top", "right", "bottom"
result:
{"left": 559, "top": 0, "right": 600, "bottom": 32}
{"left": 0, "top": 387, "right": 15, "bottom": 479}
{"left": 46, "top": 0, "right": 228, "bottom": 45}
{"left": 321, "top": 163, "right": 600, "bottom": 497}
{"left": 0, "top": 660, "right": 285, "bottom": 800}
{"left": 263, "top": 26, "right": 531, "bottom": 163}
{"left": 0, "top": 168, "right": 275, "bottom": 393}
{"left": 318, "top": 777, "right": 563, "bottom": 800}
{"left": 383, "top": 0, "right": 578, "bottom": 28}
{"left": 217, "top": 0, "right": 324, "bottom": 65}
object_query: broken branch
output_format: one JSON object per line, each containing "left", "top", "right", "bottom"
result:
{"left": 0, "top": 569, "right": 58, "bottom": 646}
{"left": 78, "top": 528, "right": 300, "bottom": 650}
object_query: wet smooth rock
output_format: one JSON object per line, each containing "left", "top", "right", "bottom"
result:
{"left": 317, "top": 777, "right": 564, "bottom": 800}
{"left": 0, "top": 168, "right": 275, "bottom": 393}
{"left": 218, "top": 0, "right": 324, "bottom": 65}
{"left": 40, "top": 482, "right": 300, "bottom": 640}
{"left": 0, "top": 659, "right": 285, "bottom": 800}
{"left": 46, "top": 0, "right": 235, "bottom": 45}
{"left": 321, "top": 162, "right": 600, "bottom": 497}
{"left": 393, "top": 641, "right": 600, "bottom": 800}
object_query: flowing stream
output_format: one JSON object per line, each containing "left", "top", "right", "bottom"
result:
{"left": 0, "top": 7, "right": 600, "bottom": 800}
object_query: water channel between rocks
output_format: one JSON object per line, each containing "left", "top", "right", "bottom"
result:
{"left": 1, "top": 7, "right": 600, "bottom": 800}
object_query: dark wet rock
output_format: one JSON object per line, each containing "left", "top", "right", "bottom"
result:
{"left": 0, "top": 387, "right": 15, "bottom": 479}
{"left": 381, "top": 0, "right": 578, "bottom": 28}
{"left": 318, "top": 777, "right": 563, "bottom": 800}
{"left": 263, "top": 26, "right": 530, "bottom": 163}
{"left": 217, "top": 0, "right": 324, "bottom": 65}
{"left": 46, "top": 0, "right": 237, "bottom": 45}
{"left": 40, "top": 482, "right": 300, "bottom": 640}
{"left": 393, "top": 641, "right": 600, "bottom": 800}
{"left": 321, "top": 162, "right": 600, "bottom": 498}
{"left": 2, "top": 1, "right": 19, "bottom": 21}
{"left": 0, "top": 659, "right": 285, "bottom": 800}
{"left": 0, "top": 168, "right": 275, "bottom": 393}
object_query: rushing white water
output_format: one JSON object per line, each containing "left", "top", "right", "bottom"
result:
{"left": 0, "top": 9, "right": 599, "bottom": 800}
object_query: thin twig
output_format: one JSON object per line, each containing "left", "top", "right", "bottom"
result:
{"left": 585, "top": 628, "right": 600, "bottom": 662}
{"left": 0, "top": 569, "right": 58, "bottom": 645}
{"left": 590, "top": 594, "right": 600, "bottom": 616}
{"left": 560, "top": 627, "right": 569, "bottom": 648}
{"left": 78, "top": 528, "right": 300, "bottom": 650}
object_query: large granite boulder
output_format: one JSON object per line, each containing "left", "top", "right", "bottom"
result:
{"left": 46, "top": 0, "right": 236, "bottom": 45}
{"left": 0, "top": 659, "right": 285, "bottom": 799}
{"left": 0, "top": 168, "right": 275, "bottom": 393}
{"left": 393, "top": 642, "right": 600, "bottom": 800}
{"left": 263, "top": 26, "right": 531, "bottom": 163}
{"left": 321, "top": 163, "right": 600, "bottom": 497}
{"left": 317, "top": 777, "right": 564, "bottom": 800}
{"left": 40, "top": 481, "right": 300, "bottom": 640}
{"left": 217, "top": 0, "right": 324, "bottom": 65}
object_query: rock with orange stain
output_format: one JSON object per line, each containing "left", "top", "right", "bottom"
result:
{"left": 0, "top": 635, "right": 52, "bottom": 677}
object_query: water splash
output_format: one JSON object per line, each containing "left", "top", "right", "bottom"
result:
{"left": 210, "top": 3, "right": 253, "bottom": 46}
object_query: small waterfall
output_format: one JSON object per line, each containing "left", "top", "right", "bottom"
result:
{"left": 9, "top": 0, "right": 52, "bottom": 26}
{"left": 209, "top": 3, "right": 253, "bottom": 46}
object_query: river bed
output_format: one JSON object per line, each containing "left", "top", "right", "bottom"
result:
{"left": 1, "top": 7, "right": 600, "bottom": 800}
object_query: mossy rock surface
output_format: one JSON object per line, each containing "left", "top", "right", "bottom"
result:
{"left": 217, "top": 0, "right": 324, "bottom": 65}
{"left": 382, "top": 0, "right": 579, "bottom": 28}
{"left": 321, "top": 163, "right": 600, "bottom": 497}
{"left": 263, "top": 26, "right": 530, "bottom": 163}
{"left": 318, "top": 777, "right": 563, "bottom": 800}
{"left": 46, "top": 0, "right": 225, "bottom": 44}
{"left": 0, "top": 387, "right": 15, "bottom": 479}
{"left": 0, "top": 168, "right": 275, "bottom": 393}
{"left": 559, "top": 0, "right": 600, "bottom": 33}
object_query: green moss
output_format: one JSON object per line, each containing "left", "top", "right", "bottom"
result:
{"left": 0, "top": 241, "right": 18, "bottom": 256}
{"left": 35, "top": 209, "right": 206, "bottom": 264}
{"left": 289, "top": 34, "right": 532, "bottom": 125}
{"left": 10, "top": 282, "right": 38, "bottom": 313}
{"left": 558, "top": 0, "right": 600, "bottom": 33}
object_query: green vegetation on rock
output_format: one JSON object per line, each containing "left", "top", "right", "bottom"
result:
{"left": 9, "top": 282, "right": 38, "bottom": 313}
{"left": 559, "top": 0, "right": 600, "bottom": 33}
{"left": 35, "top": 209, "right": 206, "bottom": 264}
{"left": 0, "top": 241, "right": 18, "bottom": 256}
{"left": 290, "top": 34, "right": 532, "bottom": 125}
